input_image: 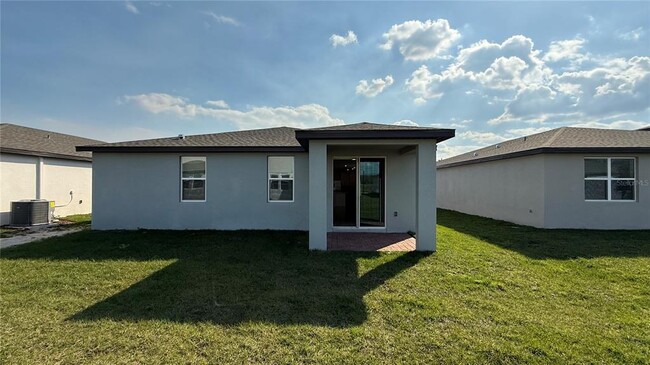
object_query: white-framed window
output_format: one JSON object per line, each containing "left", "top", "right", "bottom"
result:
{"left": 584, "top": 157, "right": 636, "bottom": 201}
{"left": 268, "top": 156, "right": 294, "bottom": 202}
{"left": 181, "top": 156, "right": 206, "bottom": 202}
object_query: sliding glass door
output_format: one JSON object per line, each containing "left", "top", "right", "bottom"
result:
{"left": 333, "top": 158, "right": 385, "bottom": 228}
{"left": 359, "top": 159, "right": 385, "bottom": 227}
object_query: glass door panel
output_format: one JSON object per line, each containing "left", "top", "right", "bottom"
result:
{"left": 359, "top": 158, "right": 385, "bottom": 227}
{"left": 333, "top": 159, "right": 357, "bottom": 226}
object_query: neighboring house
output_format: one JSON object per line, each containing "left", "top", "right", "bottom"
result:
{"left": 437, "top": 127, "right": 650, "bottom": 230}
{"left": 77, "top": 123, "right": 455, "bottom": 251}
{"left": 0, "top": 123, "right": 103, "bottom": 225}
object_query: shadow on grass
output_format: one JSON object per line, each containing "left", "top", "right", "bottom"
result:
{"left": 2, "top": 230, "right": 427, "bottom": 327}
{"left": 437, "top": 209, "right": 650, "bottom": 260}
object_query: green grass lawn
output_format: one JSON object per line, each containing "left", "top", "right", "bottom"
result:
{"left": 1, "top": 210, "right": 648, "bottom": 364}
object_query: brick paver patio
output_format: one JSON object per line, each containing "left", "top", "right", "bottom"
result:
{"left": 327, "top": 232, "right": 416, "bottom": 252}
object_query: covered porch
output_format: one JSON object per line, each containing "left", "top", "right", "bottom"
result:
{"left": 296, "top": 123, "right": 454, "bottom": 252}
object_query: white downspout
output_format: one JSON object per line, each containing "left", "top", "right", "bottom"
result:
{"left": 36, "top": 157, "right": 44, "bottom": 199}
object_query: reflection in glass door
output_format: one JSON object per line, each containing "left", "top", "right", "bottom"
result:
{"left": 359, "top": 158, "right": 385, "bottom": 227}
{"left": 333, "top": 159, "right": 357, "bottom": 226}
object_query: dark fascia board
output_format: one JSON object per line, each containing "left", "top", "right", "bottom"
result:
{"left": 295, "top": 129, "right": 456, "bottom": 147}
{"left": 0, "top": 147, "right": 92, "bottom": 162}
{"left": 437, "top": 147, "right": 650, "bottom": 169}
{"left": 76, "top": 145, "right": 306, "bottom": 153}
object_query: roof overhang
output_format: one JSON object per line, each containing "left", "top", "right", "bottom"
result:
{"left": 437, "top": 146, "right": 650, "bottom": 169}
{"left": 76, "top": 145, "right": 306, "bottom": 153}
{"left": 295, "top": 129, "right": 455, "bottom": 149}
{"left": 1, "top": 147, "right": 92, "bottom": 162}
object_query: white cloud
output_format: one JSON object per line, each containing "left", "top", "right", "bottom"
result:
{"left": 488, "top": 85, "right": 578, "bottom": 124}
{"left": 124, "top": 93, "right": 345, "bottom": 130}
{"left": 405, "top": 35, "right": 552, "bottom": 102}
{"left": 458, "top": 131, "right": 508, "bottom": 144}
{"left": 380, "top": 19, "right": 460, "bottom": 61}
{"left": 393, "top": 120, "right": 419, "bottom": 126}
{"left": 330, "top": 31, "right": 358, "bottom": 47}
{"left": 125, "top": 1, "right": 139, "bottom": 14}
{"left": 505, "top": 127, "right": 552, "bottom": 136}
{"left": 618, "top": 27, "right": 644, "bottom": 41}
{"left": 542, "top": 38, "right": 587, "bottom": 63}
{"left": 205, "top": 100, "right": 229, "bottom": 109}
{"left": 355, "top": 75, "right": 394, "bottom": 97}
{"left": 570, "top": 120, "right": 648, "bottom": 130}
{"left": 202, "top": 11, "right": 240, "bottom": 26}
{"left": 437, "top": 143, "right": 482, "bottom": 160}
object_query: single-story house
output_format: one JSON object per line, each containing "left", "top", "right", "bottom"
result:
{"left": 0, "top": 123, "right": 103, "bottom": 225}
{"left": 77, "top": 123, "right": 455, "bottom": 251}
{"left": 437, "top": 127, "right": 650, "bottom": 230}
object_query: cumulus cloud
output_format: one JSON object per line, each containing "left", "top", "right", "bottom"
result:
{"left": 488, "top": 85, "right": 578, "bottom": 124}
{"left": 380, "top": 19, "right": 460, "bottom": 61}
{"left": 404, "top": 30, "right": 648, "bottom": 126}
{"left": 393, "top": 120, "right": 419, "bottom": 126}
{"left": 205, "top": 100, "right": 229, "bottom": 109}
{"left": 405, "top": 35, "right": 552, "bottom": 102}
{"left": 542, "top": 38, "right": 587, "bottom": 63}
{"left": 125, "top": 1, "right": 139, "bottom": 14}
{"left": 330, "top": 31, "right": 358, "bottom": 47}
{"left": 355, "top": 75, "right": 394, "bottom": 97}
{"left": 124, "top": 93, "right": 345, "bottom": 130}
{"left": 202, "top": 11, "right": 240, "bottom": 26}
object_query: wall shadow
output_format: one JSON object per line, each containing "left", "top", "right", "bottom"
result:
{"left": 2, "top": 229, "right": 428, "bottom": 327}
{"left": 437, "top": 209, "right": 650, "bottom": 260}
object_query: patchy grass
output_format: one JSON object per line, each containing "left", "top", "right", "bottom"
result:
{"left": 1, "top": 209, "right": 648, "bottom": 364}
{"left": 58, "top": 213, "right": 92, "bottom": 227}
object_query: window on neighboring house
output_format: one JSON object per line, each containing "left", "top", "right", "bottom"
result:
{"left": 268, "top": 156, "right": 294, "bottom": 202}
{"left": 181, "top": 156, "right": 206, "bottom": 201}
{"left": 584, "top": 158, "right": 636, "bottom": 201}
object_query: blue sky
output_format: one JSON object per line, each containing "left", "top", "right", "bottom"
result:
{"left": 2, "top": 1, "right": 649, "bottom": 158}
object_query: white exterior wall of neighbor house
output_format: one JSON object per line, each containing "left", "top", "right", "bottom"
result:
{"left": 91, "top": 152, "right": 310, "bottom": 230}
{"left": 0, "top": 153, "right": 92, "bottom": 225}
{"left": 543, "top": 153, "right": 650, "bottom": 229}
{"left": 436, "top": 155, "right": 546, "bottom": 228}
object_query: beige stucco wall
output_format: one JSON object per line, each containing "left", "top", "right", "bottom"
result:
{"left": 0, "top": 154, "right": 38, "bottom": 225}
{"left": 436, "top": 155, "right": 546, "bottom": 227}
{"left": 41, "top": 158, "right": 93, "bottom": 218}
{"left": 0, "top": 153, "right": 92, "bottom": 225}
{"left": 543, "top": 153, "right": 650, "bottom": 229}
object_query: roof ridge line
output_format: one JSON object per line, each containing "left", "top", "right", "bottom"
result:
{"left": 541, "top": 127, "right": 567, "bottom": 148}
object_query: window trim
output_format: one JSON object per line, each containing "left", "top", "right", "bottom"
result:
{"left": 584, "top": 157, "right": 636, "bottom": 202}
{"left": 268, "top": 156, "right": 295, "bottom": 203}
{"left": 180, "top": 156, "right": 207, "bottom": 203}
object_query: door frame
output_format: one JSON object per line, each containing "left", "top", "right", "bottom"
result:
{"left": 331, "top": 156, "right": 387, "bottom": 230}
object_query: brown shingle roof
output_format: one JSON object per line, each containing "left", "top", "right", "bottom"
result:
{"left": 79, "top": 126, "right": 301, "bottom": 150}
{"left": 438, "top": 127, "right": 650, "bottom": 168}
{"left": 78, "top": 122, "right": 456, "bottom": 152}
{"left": 0, "top": 123, "right": 103, "bottom": 162}
{"left": 308, "top": 122, "right": 435, "bottom": 131}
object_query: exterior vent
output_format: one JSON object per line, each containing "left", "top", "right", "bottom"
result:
{"left": 178, "top": 134, "right": 184, "bottom": 140}
{"left": 11, "top": 200, "right": 51, "bottom": 226}
{"left": 473, "top": 152, "right": 478, "bottom": 157}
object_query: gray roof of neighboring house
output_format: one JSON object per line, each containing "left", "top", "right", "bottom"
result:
{"left": 0, "top": 123, "right": 103, "bottom": 162}
{"left": 77, "top": 122, "right": 456, "bottom": 153}
{"left": 437, "top": 127, "right": 650, "bottom": 169}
